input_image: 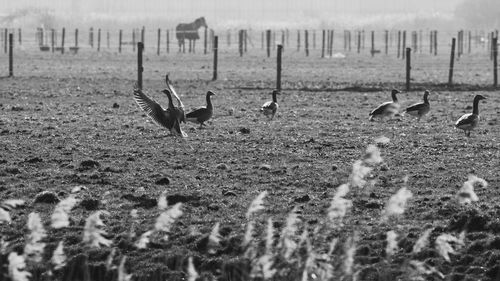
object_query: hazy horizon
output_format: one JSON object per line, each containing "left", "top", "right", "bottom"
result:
{"left": 1, "top": 0, "right": 467, "bottom": 28}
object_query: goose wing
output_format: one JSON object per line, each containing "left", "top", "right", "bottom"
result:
{"left": 165, "top": 75, "right": 185, "bottom": 110}
{"left": 405, "top": 102, "right": 429, "bottom": 116}
{"left": 133, "top": 88, "right": 173, "bottom": 129}
{"left": 186, "top": 107, "right": 210, "bottom": 119}
{"left": 455, "top": 113, "right": 478, "bottom": 129}
{"left": 369, "top": 101, "right": 392, "bottom": 116}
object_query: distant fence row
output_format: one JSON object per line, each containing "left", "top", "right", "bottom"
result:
{"left": 1, "top": 27, "right": 499, "bottom": 89}
{"left": 1, "top": 27, "right": 499, "bottom": 57}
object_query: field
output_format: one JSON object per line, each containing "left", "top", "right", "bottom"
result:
{"left": 1, "top": 40, "right": 500, "bottom": 281}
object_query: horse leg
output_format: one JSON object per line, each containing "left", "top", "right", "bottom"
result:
{"left": 193, "top": 40, "right": 196, "bottom": 53}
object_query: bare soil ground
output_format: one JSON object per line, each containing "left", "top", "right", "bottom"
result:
{"left": 1, "top": 48, "right": 500, "bottom": 280}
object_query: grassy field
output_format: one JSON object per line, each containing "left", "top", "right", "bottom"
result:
{"left": 1, "top": 46, "right": 500, "bottom": 280}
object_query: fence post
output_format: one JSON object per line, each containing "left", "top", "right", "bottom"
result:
{"left": 434, "top": 30, "right": 438, "bottom": 55}
{"left": 266, "top": 29, "right": 271, "bottom": 57}
{"left": 166, "top": 30, "right": 169, "bottom": 53}
{"left": 493, "top": 36, "right": 498, "bottom": 87}
{"left": 75, "top": 28, "right": 79, "bottom": 48}
{"left": 204, "top": 27, "right": 207, "bottom": 54}
{"left": 329, "top": 30, "right": 334, "bottom": 57}
{"left": 51, "top": 29, "right": 55, "bottom": 52}
{"left": 132, "top": 29, "right": 136, "bottom": 52}
{"left": 448, "top": 38, "right": 456, "bottom": 85}
{"left": 468, "top": 30, "right": 471, "bottom": 54}
{"left": 406, "top": 48, "right": 411, "bottom": 91}
{"left": 137, "top": 42, "right": 144, "bottom": 89}
{"left": 244, "top": 30, "right": 247, "bottom": 53}
{"left": 277, "top": 44, "right": 282, "bottom": 91}
{"left": 157, "top": 28, "right": 161, "bottom": 55}
{"left": 321, "top": 30, "right": 325, "bottom": 58}
{"left": 313, "top": 30, "right": 316, "bottom": 49}
{"left": 89, "top": 27, "right": 93, "bottom": 48}
{"left": 119, "top": 30, "right": 122, "bottom": 53}
{"left": 357, "top": 31, "right": 361, "bottom": 53}
{"left": 212, "top": 36, "right": 218, "bottom": 81}
{"left": 97, "top": 28, "right": 101, "bottom": 51}
{"left": 385, "top": 30, "right": 388, "bottom": 54}
{"left": 370, "top": 30, "right": 374, "bottom": 56}
{"left": 61, "top": 28, "right": 65, "bottom": 54}
{"left": 18, "top": 28, "right": 21, "bottom": 45}
{"left": 297, "top": 30, "right": 300, "bottom": 52}
{"left": 238, "top": 30, "right": 243, "bottom": 57}
{"left": 305, "top": 30, "right": 309, "bottom": 56}
{"left": 429, "top": 30, "right": 433, "bottom": 54}
{"left": 9, "top": 33, "right": 13, "bottom": 77}
{"left": 402, "top": 31, "right": 406, "bottom": 59}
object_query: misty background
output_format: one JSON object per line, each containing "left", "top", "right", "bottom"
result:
{"left": 0, "top": 0, "right": 499, "bottom": 30}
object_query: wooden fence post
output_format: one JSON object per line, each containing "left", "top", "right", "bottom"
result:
{"left": 406, "top": 48, "right": 411, "bottom": 91}
{"left": 385, "top": 30, "right": 388, "bottom": 54}
{"left": 297, "top": 30, "right": 300, "bottom": 52}
{"left": 61, "top": 28, "right": 65, "bottom": 54}
{"left": 51, "top": 29, "right": 55, "bottom": 52}
{"left": 204, "top": 27, "right": 207, "bottom": 54}
{"left": 397, "top": 30, "right": 401, "bottom": 58}
{"left": 89, "top": 27, "right": 94, "bottom": 48}
{"left": 402, "top": 31, "right": 406, "bottom": 59}
{"left": 119, "top": 30, "right": 122, "bottom": 53}
{"left": 313, "top": 30, "right": 316, "bottom": 49}
{"left": 321, "top": 30, "right": 325, "bottom": 58}
{"left": 97, "top": 28, "right": 101, "bottom": 51}
{"left": 244, "top": 30, "right": 247, "bottom": 53}
{"left": 468, "top": 30, "right": 471, "bottom": 54}
{"left": 370, "top": 30, "right": 374, "bottom": 56}
{"left": 434, "top": 30, "right": 438, "bottom": 55}
{"left": 493, "top": 36, "right": 498, "bottom": 87}
{"left": 430, "top": 30, "right": 433, "bottom": 54}
{"left": 357, "top": 31, "right": 361, "bottom": 53}
{"left": 9, "top": 33, "right": 13, "bottom": 77}
{"left": 137, "top": 42, "right": 144, "bottom": 89}
{"left": 75, "top": 29, "right": 79, "bottom": 48}
{"left": 166, "top": 30, "right": 169, "bottom": 53}
{"left": 132, "top": 29, "right": 136, "bottom": 52}
{"left": 266, "top": 29, "right": 271, "bottom": 57}
{"left": 277, "top": 44, "right": 282, "bottom": 91}
{"left": 329, "top": 30, "right": 334, "bottom": 57}
{"left": 305, "top": 30, "right": 309, "bottom": 56}
{"left": 157, "top": 28, "right": 161, "bottom": 55}
{"left": 212, "top": 36, "right": 218, "bottom": 81}
{"left": 449, "top": 38, "right": 456, "bottom": 85}
{"left": 238, "top": 30, "right": 243, "bottom": 56}
{"left": 18, "top": 28, "right": 21, "bottom": 45}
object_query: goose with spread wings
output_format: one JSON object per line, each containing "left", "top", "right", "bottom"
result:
{"left": 133, "top": 86, "right": 188, "bottom": 137}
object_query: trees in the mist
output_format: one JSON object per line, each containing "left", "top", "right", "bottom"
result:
{"left": 455, "top": 0, "right": 500, "bottom": 27}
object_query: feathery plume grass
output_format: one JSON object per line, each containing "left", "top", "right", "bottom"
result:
{"left": 135, "top": 230, "right": 153, "bottom": 249}
{"left": 0, "top": 207, "right": 11, "bottom": 224}
{"left": 157, "top": 191, "right": 168, "bottom": 210}
{"left": 349, "top": 160, "right": 372, "bottom": 188}
{"left": 343, "top": 232, "right": 358, "bottom": 276}
{"left": 327, "top": 238, "right": 338, "bottom": 256}
{"left": 154, "top": 203, "right": 183, "bottom": 241}
{"left": 208, "top": 222, "right": 222, "bottom": 254}
{"left": 246, "top": 191, "right": 268, "bottom": 220}
{"left": 24, "top": 212, "right": 47, "bottom": 262}
{"left": 457, "top": 175, "right": 488, "bottom": 204}
{"left": 118, "top": 256, "right": 132, "bottom": 281}
{"left": 412, "top": 228, "right": 433, "bottom": 254}
{"left": 106, "top": 248, "right": 116, "bottom": 271}
{"left": 327, "top": 184, "right": 352, "bottom": 227}
{"left": 51, "top": 195, "right": 79, "bottom": 229}
{"left": 8, "top": 252, "right": 31, "bottom": 281}
{"left": 408, "top": 260, "right": 444, "bottom": 279}
{"left": 435, "top": 232, "right": 465, "bottom": 262}
{"left": 51, "top": 241, "right": 66, "bottom": 270}
{"left": 278, "top": 207, "right": 301, "bottom": 260}
{"left": 265, "top": 218, "right": 274, "bottom": 254}
{"left": 129, "top": 209, "right": 138, "bottom": 239}
{"left": 381, "top": 187, "right": 412, "bottom": 220}
{"left": 187, "top": 256, "right": 199, "bottom": 281}
{"left": 83, "top": 211, "right": 112, "bottom": 248}
{"left": 364, "top": 144, "right": 383, "bottom": 165}
{"left": 385, "top": 230, "right": 398, "bottom": 257}
{"left": 242, "top": 220, "right": 255, "bottom": 248}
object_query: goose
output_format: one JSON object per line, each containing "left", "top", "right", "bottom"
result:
{"left": 186, "top": 91, "right": 215, "bottom": 128}
{"left": 369, "top": 89, "right": 401, "bottom": 121}
{"left": 133, "top": 86, "right": 187, "bottom": 137}
{"left": 455, "top": 94, "right": 486, "bottom": 137}
{"left": 404, "top": 90, "right": 431, "bottom": 121}
{"left": 261, "top": 90, "right": 279, "bottom": 120}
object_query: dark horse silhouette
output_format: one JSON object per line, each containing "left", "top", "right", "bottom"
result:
{"left": 176, "top": 17, "right": 207, "bottom": 53}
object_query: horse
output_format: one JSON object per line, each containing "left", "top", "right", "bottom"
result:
{"left": 176, "top": 17, "right": 207, "bottom": 53}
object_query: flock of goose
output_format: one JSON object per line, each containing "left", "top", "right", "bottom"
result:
{"left": 133, "top": 76, "right": 487, "bottom": 138}
{"left": 368, "top": 89, "right": 487, "bottom": 137}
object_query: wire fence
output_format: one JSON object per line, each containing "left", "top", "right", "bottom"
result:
{"left": 1, "top": 27, "right": 499, "bottom": 89}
